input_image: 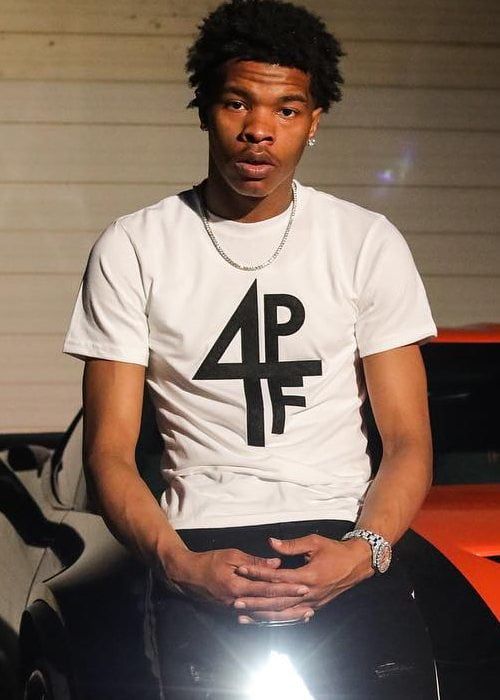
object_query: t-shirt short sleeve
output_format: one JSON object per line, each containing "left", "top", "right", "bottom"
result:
{"left": 354, "top": 215, "right": 437, "bottom": 358}
{"left": 62, "top": 219, "right": 149, "bottom": 366}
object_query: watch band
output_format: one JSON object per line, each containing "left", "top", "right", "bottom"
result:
{"left": 341, "top": 528, "right": 392, "bottom": 574}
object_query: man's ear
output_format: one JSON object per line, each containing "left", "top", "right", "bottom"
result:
{"left": 309, "top": 106, "right": 323, "bottom": 140}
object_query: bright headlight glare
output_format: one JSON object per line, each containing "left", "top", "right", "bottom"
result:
{"left": 246, "top": 650, "right": 314, "bottom": 699}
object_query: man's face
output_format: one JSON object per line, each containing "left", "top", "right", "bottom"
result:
{"left": 204, "top": 60, "right": 322, "bottom": 201}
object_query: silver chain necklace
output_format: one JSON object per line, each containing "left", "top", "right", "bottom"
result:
{"left": 195, "top": 181, "right": 297, "bottom": 271}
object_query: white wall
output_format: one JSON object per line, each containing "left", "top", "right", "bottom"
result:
{"left": 1, "top": 0, "right": 499, "bottom": 431}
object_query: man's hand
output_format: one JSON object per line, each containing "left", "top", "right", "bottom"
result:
{"left": 159, "top": 547, "right": 314, "bottom": 619}
{"left": 231, "top": 535, "right": 374, "bottom": 623}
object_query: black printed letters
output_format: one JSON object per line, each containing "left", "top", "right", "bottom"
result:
{"left": 194, "top": 280, "right": 322, "bottom": 446}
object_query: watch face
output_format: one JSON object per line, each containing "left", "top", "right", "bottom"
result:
{"left": 376, "top": 543, "right": 392, "bottom": 573}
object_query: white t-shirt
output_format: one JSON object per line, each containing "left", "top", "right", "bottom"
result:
{"left": 62, "top": 181, "right": 437, "bottom": 530}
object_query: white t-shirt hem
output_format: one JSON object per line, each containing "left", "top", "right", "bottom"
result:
{"left": 358, "top": 325, "right": 438, "bottom": 358}
{"left": 62, "top": 341, "right": 149, "bottom": 367}
{"left": 165, "top": 504, "right": 361, "bottom": 531}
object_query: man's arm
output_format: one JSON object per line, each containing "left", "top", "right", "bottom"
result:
{"left": 353, "top": 342, "right": 433, "bottom": 543}
{"left": 83, "top": 358, "right": 312, "bottom": 614}
{"left": 82, "top": 358, "right": 189, "bottom": 572}
{"left": 232, "top": 343, "right": 433, "bottom": 622}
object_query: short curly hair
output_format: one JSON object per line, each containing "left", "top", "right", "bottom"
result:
{"left": 186, "top": 0, "right": 346, "bottom": 119}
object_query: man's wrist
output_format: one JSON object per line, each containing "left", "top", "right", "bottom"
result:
{"left": 340, "top": 537, "right": 373, "bottom": 576}
{"left": 155, "top": 534, "right": 191, "bottom": 575}
{"left": 341, "top": 529, "right": 393, "bottom": 574}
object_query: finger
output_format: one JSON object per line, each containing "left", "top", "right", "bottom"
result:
{"left": 242, "top": 555, "right": 281, "bottom": 569}
{"left": 234, "top": 595, "right": 313, "bottom": 612}
{"left": 238, "top": 605, "right": 315, "bottom": 624}
{"left": 268, "top": 535, "right": 319, "bottom": 556}
{"left": 227, "top": 550, "right": 282, "bottom": 570}
{"left": 234, "top": 580, "right": 310, "bottom": 599}
{"left": 236, "top": 564, "right": 308, "bottom": 584}
{"left": 252, "top": 557, "right": 281, "bottom": 569}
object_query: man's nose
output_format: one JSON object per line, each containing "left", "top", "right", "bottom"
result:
{"left": 239, "top": 108, "right": 274, "bottom": 144}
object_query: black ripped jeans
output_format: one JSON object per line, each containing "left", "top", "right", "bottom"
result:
{"left": 145, "top": 520, "right": 439, "bottom": 699}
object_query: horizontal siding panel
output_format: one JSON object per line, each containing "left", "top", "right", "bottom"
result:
{"left": 339, "top": 187, "right": 500, "bottom": 236}
{"left": 0, "top": 383, "right": 81, "bottom": 432}
{"left": 405, "top": 233, "right": 500, "bottom": 276}
{"left": 1, "top": 35, "right": 499, "bottom": 89}
{"left": 1, "top": 275, "right": 82, "bottom": 334}
{"left": 0, "top": 232, "right": 96, "bottom": 274}
{"left": 319, "top": 0, "right": 500, "bottom": 44}
{"left": 2, "top": 273, "right": 499, "bottom": 334}
{"left": 332, "top": 87, "right": 500, "bottom": 132}
{"left": 0, "top": 184, "right": 182, "bottom": 231}
{"left": 424, "top": 276, "right": 500, "bottom": 327}
{"left": 2, "top": 0, "right": 499, "bottom": 44}
{"left": 4, "top": 231, "right": 499, "bottom": 276}
{"left": 2, "top": 184, "right": 500, "bottom": 234}
{"left": 2, "top": 82, "right": 499, "bottom": 133}
{"left": 349, "top": 42, "right": 500, "bottom": 89}
{"left": 297, "top": 129, "right": 500, "bottom": 187}
{"left": 0, "top": 335, "right": 82, "bottom": 384}
{"left": 2, "top": 124, "right": 499, "bottom": 187}
{"left": 0, "top": 0, "right": 206, "bottom": 36}
{"left": 334, "top": 87, "right": 500, "bottom": 133}
{"left": 0, "top": 34, "right": 187, "bottom": 82}
{"left": 0, "top": 81, "right": 195, "bottom": 126}
{"left": 0, "top": 124, "right": 206, "bottom": 184}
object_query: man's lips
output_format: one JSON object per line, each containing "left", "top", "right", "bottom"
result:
{"left": 234, "top": 152, "right": 277, "bottom": 178}
{"left": 236, "top": 151, "right": 277, "bottom": 166}
{"left": 234, "top": 161, "right": 275, "bottom": 178}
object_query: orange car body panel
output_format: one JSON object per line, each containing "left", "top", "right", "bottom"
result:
{"left": 433, "top": 323, "right": 500, "bottom": 344}
{"left": 410, "top": 326, "right": 500, "bottom": 620}
{"left": 412, "top": 485, "right": 500, "bottom": 621}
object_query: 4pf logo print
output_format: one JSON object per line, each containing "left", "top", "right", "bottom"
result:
{"left": 194, "top": 280, "right": 323, "bottom": 446}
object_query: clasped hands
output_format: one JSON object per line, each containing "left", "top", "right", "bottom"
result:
{"left": 166, "top": 534, "right": 374, "bottom": 625}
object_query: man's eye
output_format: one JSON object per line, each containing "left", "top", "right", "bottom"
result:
{"left": 280, "top": 108, "right": 298, "bottom": 117}
{"left": 226, "top": 100, "right": 245, "bottom": 110}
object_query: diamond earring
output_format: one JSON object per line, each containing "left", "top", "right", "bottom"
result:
{"left": 307, "top": 137, "right": 316, "bottom": 147}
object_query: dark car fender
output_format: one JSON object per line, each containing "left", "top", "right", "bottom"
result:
{"left": 396, "top": 529, "right": 500, "bottom": 697}
{"left": 24, "top": 513, "right": 160, "bottom": 700}
{"left": 19, "top": 599, "right": 75, "bottom": 698}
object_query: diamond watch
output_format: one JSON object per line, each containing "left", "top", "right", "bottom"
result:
{"left": 341, "top": 529, "right": 392, "bottom": 574}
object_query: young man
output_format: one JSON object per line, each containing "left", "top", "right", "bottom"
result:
{"left": 63, "top": 0, "right": 439, "bottom": 697}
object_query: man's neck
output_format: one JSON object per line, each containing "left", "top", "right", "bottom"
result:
{"left": 202, "top": 170, "right": 295, "bottom": 223}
